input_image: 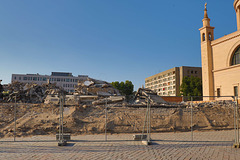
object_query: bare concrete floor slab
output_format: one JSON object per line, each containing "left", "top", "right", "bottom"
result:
{"left": 0, "top": 130, "right": 240, "bottom": 160}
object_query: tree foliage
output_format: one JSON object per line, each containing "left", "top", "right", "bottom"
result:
{"left": 180, "top": 76, "right": 202, "bottom": 99}
{"left": 111, "top": 80, "right": 134, "bottom": 96}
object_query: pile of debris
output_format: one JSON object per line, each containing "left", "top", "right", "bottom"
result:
{"left": 3, "top": 82, "right": 65, "bottom": 103}
{"left": 44, "top": 77, "right": 124, "bottom": 105}
{"left": 133, "top": 88, "right": 166, "bottom": 105}
{"left": 75, "top": 78, "right": 121, "bottom": 96}
{"left": 2, "top": 78, "right": 170, "bottom": 106}
{"left": 71, "top": 78, "right": 123, "bottom": 105}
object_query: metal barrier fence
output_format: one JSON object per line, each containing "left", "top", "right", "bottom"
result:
{"left": 0, "top": 95, "right": 239, "bottom": 147}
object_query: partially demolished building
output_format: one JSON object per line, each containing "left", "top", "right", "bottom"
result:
{"left": 11, "top": 72, "right": 88, "bottom": 93}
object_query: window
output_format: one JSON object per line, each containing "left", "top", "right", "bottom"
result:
{"left": 23, "top": 77, "right": 27, "bottom": 80}
{"left": 202, "top": 33, "right": 205, "bottom": 41}
{"left": 33, "top": 77, "right": 37, "bottom": 81}
{"left": 195, "top": 71, "right": 197, "bottom": 74}
{"left": 43, "top": 77, "right": 47, "bottom": 81}
{"left": 234, "top": 86, "right": 238, "bottom": 97}
{"left": 19, "top": 77, "right": 21, "bottom": 80}
{"left": 217, "top": 88, "right": 221, "bottom": 97}
{"left": 209, "top": 33, "right": 212, "bottom": 41}
{"left": 232, "top": 47, "right": 240, "bottom": 65}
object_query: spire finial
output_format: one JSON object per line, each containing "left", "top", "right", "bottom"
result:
{"left": 204, "top": 2, "right": 208, "bottom": 18}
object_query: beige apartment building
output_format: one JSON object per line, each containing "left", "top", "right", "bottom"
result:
{"left": 200, "top": 1, "right": 240, "bottom": 100}
{"left": 145, "top": 66, "right": 202, "bottom": 96}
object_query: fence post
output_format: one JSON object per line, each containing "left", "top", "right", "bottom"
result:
{"left": 14, "top": 96, "right": 16, "bottom": 142}
{"left": 236, "top": 96, "right": 239, "bottom": 145}
{"left": 237, "top": 97, "right": 239, "bottom": 145}
{"left": 146, "top": 97, "right": 149, "bottom": 141}
{"left": 105, "top": 99, "right": 107, "bottom": 142}
{"left": 191, "top": 96, "right": 193, "bottom": 141}
{"left": 234, "top": 97, "right": 237, "bottom": 145}
{"left": 59, "top": 95, "right": 62, "bottom": 141}
{"left": 233, "top": 96, "right": 240, "bottom": 148}
{"left": 149, "top": 96, "right": 151, "bottom": 142}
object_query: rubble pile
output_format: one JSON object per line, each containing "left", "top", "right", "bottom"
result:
{"left": 134, "top": 88, "right": 166, "bottom": 105}
{"left": 71, "top": 78, "right": 125, "bottom": 105}
{"left": 75, "top": 78, "right": 121, "bottom": 96}
{"left": 4, "top": 82, "right": 65, "bottom": 103}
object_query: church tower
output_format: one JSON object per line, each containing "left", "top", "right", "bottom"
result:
{"left": 199, "top": 3, "right": 215, "bottom": 100}
{"left": 234, "top": 0, "right": 240, "bottom": 30}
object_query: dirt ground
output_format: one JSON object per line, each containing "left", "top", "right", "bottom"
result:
{"left": 0, "top": 102, "right": 237, "bottom": 138}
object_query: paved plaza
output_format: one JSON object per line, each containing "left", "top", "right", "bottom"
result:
{"left": 0, "top": 130, "right": 240, "bottom": 160}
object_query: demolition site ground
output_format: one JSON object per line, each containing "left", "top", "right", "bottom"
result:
{"left": 0, "top": 101, "right": 237, "bottom": 138}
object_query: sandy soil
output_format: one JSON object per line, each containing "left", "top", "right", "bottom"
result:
{"left": 0, "top": 102, "right": 237, "bottom": 138}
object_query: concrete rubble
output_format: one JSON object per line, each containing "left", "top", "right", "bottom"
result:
{"left": 134, "top": 88, "right": 166, "bottom": 105}
{"left": 3, "top": 81, "right": 65, "bottom": 103}
{"left": 74, "top": 77, "right": 121, "bottom": 96}
{"left": 2, "top": 78, "right": 176, "bottom": 106}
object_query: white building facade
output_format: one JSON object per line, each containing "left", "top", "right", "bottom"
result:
{"left": 11, "top": 72, "right": 88, "bottom": 92}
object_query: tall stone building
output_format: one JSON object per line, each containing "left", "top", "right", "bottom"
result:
{"left": 200, "top": 1, "right": 240, "bottom": 100}
{"left": 145, "top": 66, "right": 202, "bottom": 96}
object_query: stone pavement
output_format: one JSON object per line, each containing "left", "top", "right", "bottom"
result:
{"left": 0, "top": 130, "right": 240, "bottom": 160}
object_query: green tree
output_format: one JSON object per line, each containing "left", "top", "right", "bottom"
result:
{"left": 111, "top": 80, "right": 134, "bottom": 96}
{"left": 180, "top": 76, "right": 202, "bottom": 100}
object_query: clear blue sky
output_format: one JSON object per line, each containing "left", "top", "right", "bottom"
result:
{"left": 0, "top": 0, "right": 237, "bottom": 90}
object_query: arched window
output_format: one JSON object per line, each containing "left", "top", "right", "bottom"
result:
{"left": 231, "top": 47, "right": 240, "bottom": 65}
{"left": 208, "top": 33, "right": 212, "bottom": 41}
{"left": 202, "top": 33, "right": 205, "bottom": 41}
